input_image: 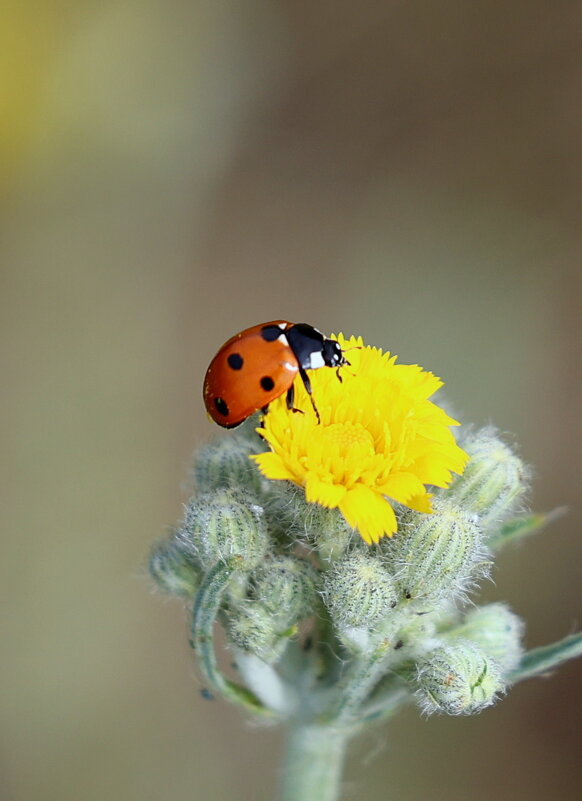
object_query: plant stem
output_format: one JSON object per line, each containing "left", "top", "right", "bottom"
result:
{"left": 277, "top": 724, "right": 350, "bottom": 801}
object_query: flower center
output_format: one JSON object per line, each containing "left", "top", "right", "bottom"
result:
{"left": 323, "top": 422, "right": 375, "bottom": 455}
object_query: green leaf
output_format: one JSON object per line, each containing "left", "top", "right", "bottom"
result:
{"left": 191, "top": 560, "right": 277, "bottom": 718}
{"left": 508, "top": 631, "right": 582, "bottom": 683}
{"left": 361, "top": 683, "right": 411, "bottom": 725}
{"left": 488, "top": 507, "right": 566, "bottom": 550}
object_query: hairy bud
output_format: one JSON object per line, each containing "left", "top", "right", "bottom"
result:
{"left": 450, "top": 428, "right": 529, "bottom": 531}
{"left": 149, "top": 536, "right": 201, "bottom": 597}
{"left": 226, "top": 601, "right": 291, "bottom": 664}
{"left": 323, "top": 551, "right": 398, "bottom": 630}
{"left": 251, "top": 555, "right": 319, "bottom": 623}
{"left": 415, "top": 642, "right": 504, "bottom": 715}
{"left": 179, "top": 489, "right": 269, "bottom": 571}
{"left": 193, "top": 423, "right": 266, "bottom": 495}
{"left": 447, "top": 603, "right": 525, "bottom": 674}
{"left": 384, "top": 499, "right": 488, "bottom": 607}
{"left": 267, "top": 485, "right": 354, "bottom": 560}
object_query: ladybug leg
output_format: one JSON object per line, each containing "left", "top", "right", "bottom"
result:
{"left": 255, "top": 406, "right": 269, "bottom": 438}
{"left": 298, "top": 367, "right": 321, "bottom": 424}
{"left": 335, "top": 358, "right": 351, "bottom": 383}
{"left": 285, "top": 384, "right": 305, "bottom": 415}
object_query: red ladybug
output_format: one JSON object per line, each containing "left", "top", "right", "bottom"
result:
{"left": 203, "top": 321, "right": 348, "bottom": 428}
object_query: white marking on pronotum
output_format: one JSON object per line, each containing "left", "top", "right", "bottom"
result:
{"left": 277, "top": 334, "right": 289, "bottom": 346}
{"left": 309, "top": 351, "right": 326, "bottom": 369}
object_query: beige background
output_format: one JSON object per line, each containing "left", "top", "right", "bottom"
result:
{"left": 1, "top": 2, "right": 581, "bottom": 799}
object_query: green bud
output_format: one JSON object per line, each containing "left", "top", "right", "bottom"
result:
{"left": 415, "top": 642, "right": 504, "bottom": 715}
{"left": 446, "top": 603, "right": 525, "bottom": 674}
{"left": 179, "top": 489, "right": 269, "bottom": 571}
{"left": 449, "top": 428, "right": 529, "bottom": 532}
{"left": 323, "top": 551, "right": 398, "bottom": 630}
{"left": 149, "top": 536, "right": 201, "bottom": 597}
{"left": 390, "top": 603, "right": 462, "bottom": 662}
{"left": 384, "top": 499, "right": 488, "bottom": 607}
{"left": 267, "top": 485, "right": 354, "bottom": 560}
{"left": 312, "top": 507, "right": 355, "bottom": 562}
{"left": 251, "top": 555, "right": 319, "bottom": 624}
{"left": 193, "top": 424, "right": 267, "bottom": 495}
{"left": 226, "top": 601, "right": 291, "bottom": 664}
{"left": 393, "top": 612, "right": 438, "bottom": 655}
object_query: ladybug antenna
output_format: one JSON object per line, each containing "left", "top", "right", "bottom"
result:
{"left": 336, "top": 358, "right": 359, "bottom": 382}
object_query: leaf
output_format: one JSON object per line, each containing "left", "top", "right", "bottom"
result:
{"left": 488, "top": 507, "right": 566, "bottom": 550}
{"left": 191, "top": 560, "right": 277, "bottom": 718}
{"left": 508, "top": 632, "right": 582, "bottom": 683}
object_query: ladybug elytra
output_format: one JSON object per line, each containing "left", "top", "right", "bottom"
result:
{"left": 203, "top": 321, "right": 348, "bottom": 428}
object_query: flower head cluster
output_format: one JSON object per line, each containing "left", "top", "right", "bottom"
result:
{"left": 149, "top": 330, "right": 542, "bottom": 728}
{"left": 253, "top": 334, "right": 469, "bottom": 543}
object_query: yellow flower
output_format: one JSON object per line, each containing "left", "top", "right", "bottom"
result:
{"left": 252, "top": 335, "right": 469, "bottom": 545}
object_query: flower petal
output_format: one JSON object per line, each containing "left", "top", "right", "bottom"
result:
{"left": 252, "top": 452, "right": 293, "bottom": 481}
{"left": 304, "top": 474, "right": 346, "bottom": 507}
{"left": 405, "top": 492, "right": 434, "bottom": 514}
{"left": 378, "top": 472, "right": 426, "bottom": 503}
{"left": 339, "top": 484, "right": 397, "bottom": 544}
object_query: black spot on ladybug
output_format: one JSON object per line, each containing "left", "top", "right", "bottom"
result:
{"left": 227, "top": 352, "right": 244, "bottom": 370}
{"left": 260, "top": 325, "right": 282, "bottom": 342}
{"left": 214, "top": 397, "right": 229, "bottom": 417}
{"left": 260, "top": 376, "right": 275, "bottom": 392}
{"left": 394, "top": 639, "right": 404, "bottom": 650}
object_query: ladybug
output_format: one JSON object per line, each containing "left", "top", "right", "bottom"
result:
{"left": 203, "top": 321, "right": 348, "bottom": 428}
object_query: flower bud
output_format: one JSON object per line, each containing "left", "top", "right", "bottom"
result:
{"left": 193, "top": 424, "right": 266, "bottom": 495}
{"left": 384, "top": 499, "right": 488, "bottom": 607}
{"left": 393, "top": 612, "right": 438, "bottom": 655}
{"left": 179, "top": 489, "right": 269, "bottom": 571}
{"left": 226, "top": 601, "right": 290, "bottom": 664}
{"left": 312, "top": 507, "right": 355, "bottom": 562}
{"left": 323, "top": 551, "right": 398, "bottom": 630}
{"left": 447, "top": 603, "right": 524, "bottom": 673}
{"left": 251, "top": 555, "right": 319, "bottom": 623}
{"left": 415, "top": 642, "right": 504, "bottom": 715}
{"left": 149, "top": 536, "right": 201, "bottom": 597}
{"left": 449, "top": 428, "right": 529, "bottom": 531}
{"left": 266, "top": 485, "right": 354, "bottom": 560}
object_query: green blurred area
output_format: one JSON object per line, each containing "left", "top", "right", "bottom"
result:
{"left": 1, "top": 1, "right": 581, "bottom": 799}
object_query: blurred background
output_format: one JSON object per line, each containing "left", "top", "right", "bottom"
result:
{"left": 1, "top": 1, "right": 581, "bottom": 799}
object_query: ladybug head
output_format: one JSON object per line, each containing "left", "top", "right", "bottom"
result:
{"left": 322, "top": 338, "right": 348, "bottom": 368}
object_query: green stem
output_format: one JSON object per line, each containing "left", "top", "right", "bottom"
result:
{"left": 323, "top": 637, "right": 391, "bottom": 725}
{"left": 277, "top": 724, "right": 350, "bottom": 801}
